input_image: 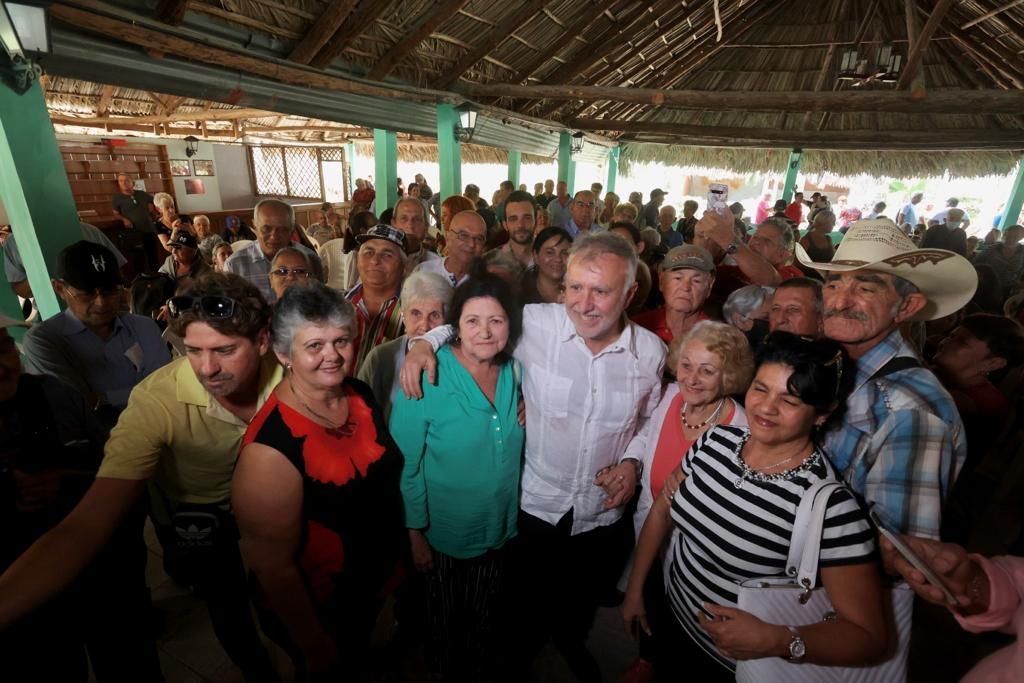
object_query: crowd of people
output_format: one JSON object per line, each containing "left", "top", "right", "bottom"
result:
{"left": 0, "top": 172, "right": 1023, "bottom": 683}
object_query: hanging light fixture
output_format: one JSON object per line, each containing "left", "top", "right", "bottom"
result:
{"left": 0, "top": 1, "right": 51, "bottom": 95}
{"left": 570, "top": 131, "right": 585, "bottom": 155}
{"left": 453, "top": 102, "right": 480, "bottom": 143}
{"left": 837, "top": 42, "right": 902, "bottom": 86}
{"left": 838, "top": 48, "right": 859, "bottom": 79}
{"left": 184, "top": 135, "right": 199, "bottom": 157}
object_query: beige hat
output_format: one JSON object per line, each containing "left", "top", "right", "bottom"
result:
{"left": 795, "top": 218, "right": 977, "bottom": 321}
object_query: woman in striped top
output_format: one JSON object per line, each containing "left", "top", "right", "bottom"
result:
{"left": 623, "top": 333, "right": 888, "bottom": 679}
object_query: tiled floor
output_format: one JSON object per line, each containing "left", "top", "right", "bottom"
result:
{"left": 136, "top": 521, "right": 638, "bottom": 683}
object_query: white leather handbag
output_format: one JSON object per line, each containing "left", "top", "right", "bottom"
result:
{"left": 735, "top": 479, "right": 913, "bottom": 683}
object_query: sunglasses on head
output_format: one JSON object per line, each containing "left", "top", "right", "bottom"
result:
{"left": 167, "top": 295, "right": 238, "bottom": 319}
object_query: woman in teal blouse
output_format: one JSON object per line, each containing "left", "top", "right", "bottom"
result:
{"left": 390, "top": 271, "right": 524, "bottom": 682}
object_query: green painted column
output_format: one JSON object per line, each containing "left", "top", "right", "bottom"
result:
{"left": 781, "top": 149, "right": 803, "bottom": 203}
{"left": 344, "top": 141, "right": 356, "bottom": 200}
{"left": 435, "top": 105, "right": 462, "bottom": 200}
{"left": 0, "top": 80, "right": 80, "bottom": 320}
{"left": 373, "top": 128, "right": 398, "bottom": 214}
{"left": 606, "top": 147, "right": 620, "bottom": 194}
{"left": 999, "top": 158, "right": 1024, "bottom": 230}
{"left": 507, "top": 149, "right": 521, "bottom": 188}
{"left": 558, "top": 132, "right": 576, "bottom": 196}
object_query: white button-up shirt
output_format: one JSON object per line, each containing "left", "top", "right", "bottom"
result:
{"left": 420, "top": 303, "right": 665, "bottom": 534}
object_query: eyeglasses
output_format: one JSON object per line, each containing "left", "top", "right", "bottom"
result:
{"left": 167, "top": 295, "right": 238, "bottom": 319}
{"left": 63, "top": 284, "right": 124, "bottom": 302}
{"left": 449, "top": 230, "right": 487, "bottom": 246}
{"left": 270, "top": 267, "right": 311, "bottom": 278}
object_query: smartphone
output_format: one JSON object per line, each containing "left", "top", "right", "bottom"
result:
{"left": 870, "top": 510, "right": 959, "bottom": 606}
{"left": 707, "top": 183, "right": 729, "bottom": 217}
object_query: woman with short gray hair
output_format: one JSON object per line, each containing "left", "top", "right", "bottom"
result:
{"left": 723, "top": 284, "right": 775, "bottom": 346}
{"left": 358, "top": 271, "right": 453, "bottom": 417}
{"left": 151, "top": 192, "right": 178, "bottom": 253}
{"left": 236, "top": 282, "right": 406, "bottom": 679}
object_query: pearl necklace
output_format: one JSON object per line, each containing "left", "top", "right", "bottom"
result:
{"left": 680, "top": 398, "right": 726, "bottom": 430}
{"left": 733, "top": 432, "right": 819, "bottom": 489}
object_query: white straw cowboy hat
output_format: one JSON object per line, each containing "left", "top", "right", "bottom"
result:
{"left": 795, "top": 218, "right": 977, "bottom": 321}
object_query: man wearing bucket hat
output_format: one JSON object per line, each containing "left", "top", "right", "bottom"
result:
{"left": 346, "top": 224, "right": 409, "bottom": 373}
{"left": 796, "top": 218, "right": 973, "bottom": 540}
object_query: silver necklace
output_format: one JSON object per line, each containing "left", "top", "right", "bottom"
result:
{"left": 733, "top": 432, "right": 819, "bottom": 489}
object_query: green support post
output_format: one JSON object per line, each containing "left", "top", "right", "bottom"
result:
{"left": 606, "top": 147, "right": 620, "bottom": 194}
{"left": 558, "top": 132, "right": 576, "bottom": 196}
{"left": 344, "top": 141, "right": 356, "bottom": 200}
{"left": 507, "top": 149, "right": 521, "bottom": 188}
{"left": 999, "top": 158, "right": 1024, "bottom": 231}
{"left": 0, "top": 80, "right": 81, "bottom": 320}
{"left": 435, "top": 105, "right": 462, "bottom": 200}
{"left": 780, "top": 149, "right": 803, "bottom": 203}
{"left": 373, "top": 128, "right": 398, "bottom": 215}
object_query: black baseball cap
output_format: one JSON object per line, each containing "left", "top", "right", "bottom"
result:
{"left": 57, "top": 241, "right": 122, "bottom": 290}
{"left": 168, "top": 231, "right": 199, "bottom": 249}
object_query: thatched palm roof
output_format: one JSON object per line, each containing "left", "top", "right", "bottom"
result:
{"left": 40, "top": 0, "right": 1024, "bottom": 176}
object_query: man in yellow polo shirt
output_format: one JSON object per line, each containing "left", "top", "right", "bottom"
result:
{"left": 0, "top": 273, "right": 283, "bottom": 683}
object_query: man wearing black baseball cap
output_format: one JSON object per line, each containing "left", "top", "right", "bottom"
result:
{"left": 159, "top": 229, "right": 211, "bottom": 284}
{"left": 21, "top": 240, "right": 169, "bottom": 417}
{"left": 346, "top": 224, "right": 408, "bottom": 373}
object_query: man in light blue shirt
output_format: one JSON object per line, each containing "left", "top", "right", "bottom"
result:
{"left": 21, "top": 241, "right": 169, "bottom": 422}
{"left": 563, "top": 190, "right": 603, "bottom": 239}
{"left": 546, "top": 180, "right": 573, "bottom": 229}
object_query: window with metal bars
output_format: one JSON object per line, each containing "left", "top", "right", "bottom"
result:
{"left": 248, "top": 145, "right": 349, "bottom": 201}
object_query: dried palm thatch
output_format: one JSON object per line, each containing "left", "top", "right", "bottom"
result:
{"left": 47, "top": 0, "right": 1024, "bottom": 177}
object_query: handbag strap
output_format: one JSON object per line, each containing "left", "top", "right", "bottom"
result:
{"left": 785, "top": 479, "right": 844, "bottom": 590}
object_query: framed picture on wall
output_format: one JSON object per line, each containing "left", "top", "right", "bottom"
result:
{"left": 185, "top": 179, "right": 206, "bottom": 195}
{"left": 193, "top": 159, "right": 215, "bottom": 176}
{"left": 169, "top": 159, "right": 190, "bottom": 176}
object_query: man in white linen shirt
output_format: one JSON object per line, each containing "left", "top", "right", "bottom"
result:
{"left": 401, "top": 231, "right": 665, "bottom": 682}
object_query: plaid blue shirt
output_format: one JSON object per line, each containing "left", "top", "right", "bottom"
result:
{"left": 823, "top": 330, "right": 966, "bottom": 540}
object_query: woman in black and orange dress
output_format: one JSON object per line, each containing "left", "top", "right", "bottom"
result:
{"left": 233, "top": 283, "right": 406, "bottom": 681}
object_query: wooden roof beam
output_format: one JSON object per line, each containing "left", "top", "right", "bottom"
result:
{"left": 897, "top": 0, "right": 956, "bottom": 92}
{"left": 96, "top": 84, "right": 114, "bottom": 116}
{"left": 369, "top": 0, "right": 471, "bottom": 80}
{"left": 309, "top": 1, "right": 392, "bottom": 69}
{"left": 962, "top": 0, "right": 1024, "bottom": 29}
{"left": 433, "top": 0, "right": 554, "bottom": 90}
{"left": 59, "top": 107, "right": 278, "bottom": 126}
{"left": 288, "top": 0, "right": 359, "bottom": 65}
{"left": 581, "top": 119, "right": 1024, "bottom": 149}
{"left": 617, "top": 132, "right": 1024, "bottom": 151}
{"left": 189, "top": 3, "right": 304, "bottom": 40}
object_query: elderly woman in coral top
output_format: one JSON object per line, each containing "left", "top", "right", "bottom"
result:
{"left": 621, "top": 321, "right": 754, "bottom": 682}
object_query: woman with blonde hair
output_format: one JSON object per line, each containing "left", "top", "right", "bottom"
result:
{"left": 621, "top": 321, "right": 753, "bottom": 681}
{"left": 599, "top": 191, "right": 620, "bottom": 226}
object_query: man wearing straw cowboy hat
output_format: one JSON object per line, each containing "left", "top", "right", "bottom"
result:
{"left": 796, "top": 218, "right": 975, "bottom": 541}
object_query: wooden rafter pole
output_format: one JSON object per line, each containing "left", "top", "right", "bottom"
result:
{"left": 188, "top": 4, "right": 304, "bottom": 40}
{"left": 897, "top": 0, "right": 956, "bottom": 92}
{"left": 817, "top": 0, "right": 881, "bottom": 131}
{"left": 617, "top": 132, "right": 1024, "bottom": 151}
{"left": 48, "top": 5, "right": 435, "bottom": 103}
{"left": 433, "top": 0, "right": 553, "bottom": 89}
{"left": 96, "top": 84, "right": 115, "bottom": 116}
{"left": 800, "top": 0, "right": 844, "bottom": 129}
{"left": 309, "top": 1, "right": 392, "bottom": 69}
{"left": 56, "top": 107, "right": 277, "bottom": 126}
{"left": 455, "top": 83, "right": 1024, "bottom": 113}
{"left": 901, "top": 0, "right": 927, "bottom": 94}
{"left": 288, "top": 0, "right": 359, "bottom": 65}
{"left": 368, "top": 0, "right": 470, "bottom": 80}
{"left": 962, "top": 0, "right": 1024, "bottom": 29}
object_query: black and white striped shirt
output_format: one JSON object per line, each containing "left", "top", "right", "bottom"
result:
{"left": 667, "top": 425, "right": 876, "bottom": 672}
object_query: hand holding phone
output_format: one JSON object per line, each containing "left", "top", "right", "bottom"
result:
{"left": 871, "top": 510, "right": 959, "bottom": 607}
